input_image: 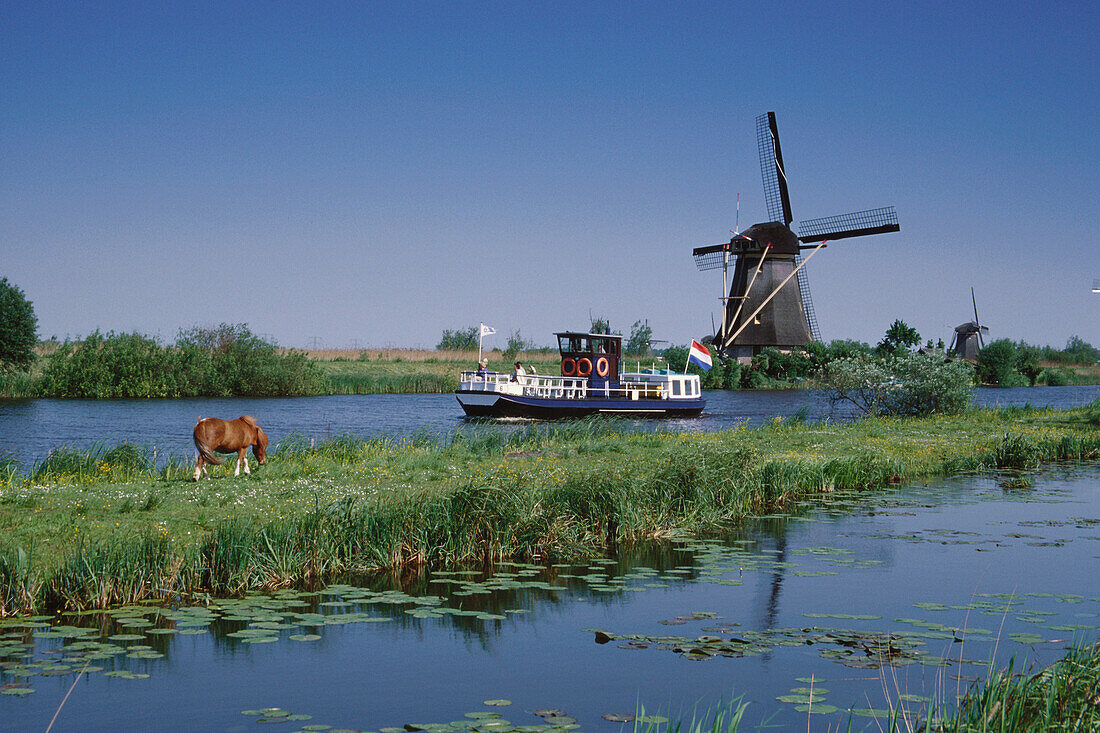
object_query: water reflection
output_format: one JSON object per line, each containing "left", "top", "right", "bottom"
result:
{"left": 1, "top": 465, "right": 1098, "bottom": 731}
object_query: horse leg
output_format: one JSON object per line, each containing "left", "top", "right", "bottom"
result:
{"left": 194, "top": 454, "right": 204, "bottom": 482}
{"left": 234, "top": 449, "right": 244, "bottom": 476}
{"left": 242, "top": 455, "right": 250, "bottom": 475}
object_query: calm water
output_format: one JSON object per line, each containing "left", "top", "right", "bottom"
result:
{"left": 2, "top": 464, "right": 1098, "bottom": 731}
{"left": 2, "top": 385, "right": 1098, "bottom": 468}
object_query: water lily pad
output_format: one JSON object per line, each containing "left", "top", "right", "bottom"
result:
{"left": 483, "top": 700, "right": 511, "bottom": 706}
{"left": 290, "top": 634, "right": 323, "bottom": 642}
{"left": 794, "top": 704, "right": 839, "bottom": 714}
{"left": 1, "top": 687, "right": 35, "bottom": 696}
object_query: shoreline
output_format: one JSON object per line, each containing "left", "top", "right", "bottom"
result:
{"left": 2, "top": 402, "right": 1098, "bottom": 615}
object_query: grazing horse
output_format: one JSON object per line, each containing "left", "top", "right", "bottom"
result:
{"left": 193, "top": 416, "right": 269, "bottom": 481}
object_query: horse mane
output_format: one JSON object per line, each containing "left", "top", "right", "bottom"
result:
{"left": 238, "top": 415, "right": 258, "bottom": 427}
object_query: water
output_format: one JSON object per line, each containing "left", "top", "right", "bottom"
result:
{"left": 2, "top": 385, "right": 1098, "bottom": 468}
{"left": 2, "top": 464, "right": 1097, "bottom": 731}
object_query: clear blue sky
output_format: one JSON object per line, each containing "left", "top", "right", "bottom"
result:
{"left": 2, "top": 1, "right": 1097, "bottom": 351}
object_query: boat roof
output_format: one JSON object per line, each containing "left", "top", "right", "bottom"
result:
{"left": 554, "top": 331, "right": 623, "bottom": 341}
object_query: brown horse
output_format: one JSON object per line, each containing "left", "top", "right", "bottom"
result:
{"left": 192, "top": 416, "right": 269, "bottom": 481}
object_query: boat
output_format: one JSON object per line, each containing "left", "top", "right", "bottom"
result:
{"left": 456, "top": 331, "right": 705, "bottom": 419}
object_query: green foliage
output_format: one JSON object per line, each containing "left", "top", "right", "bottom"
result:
{"left": 1014, "top": 342, "right": 1043, "bottom": 385}
{"left": 876, "top": 319, "right": 921, "bottom": 356}
{"left": 37, "top": 324, "right": 325, "bottom": 398}
{"left": 437, "top": 326, "right": 479, "bottom": 351}
{"left": 501, "top": 330, "right": 534, "bottom": 362}
{"left": 1038, "top": 367, "right": 1075, "bottom": 387}
{"left": 1062, "top": 335, "right": 1100, "bottom": 363}
{"left": 0, "top": 277, "right": 38, "bottom": 371}
{"left": 625, "top": 320, "right": 653, "bottom": 356}
{"left": 1037, "top": 335, "right": 1100, "bottom": 365}
{"left": 589, "top": 315, "right": 613, "bottom": 335}
{"left": 826, "top": 352, "right": 975, "bottom": 416}
{"left": 976, "top": 339, "right": 1019, "bottom": 386}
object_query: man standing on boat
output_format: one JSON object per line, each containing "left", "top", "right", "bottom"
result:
{"left": 476, "top": 359, "right": 488, "bottom": 379}
{"left": 511, "top": 361, "right": 526, "bottom": 383}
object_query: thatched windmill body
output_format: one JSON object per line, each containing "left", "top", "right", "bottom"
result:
{"left": 949, "top": 287, "right": 988, "bottom": 360}
{"left": 693, "top": 113, "right": 900, "bottom": 360}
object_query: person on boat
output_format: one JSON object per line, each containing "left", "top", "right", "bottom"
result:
{"left": 511, "top": 361, "right": 526, "bottom": 382}
{"left": 476, "top": 359, "right": 488, "bottom": 379}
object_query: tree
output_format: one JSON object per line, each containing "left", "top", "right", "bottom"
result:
{"left": 976, "top": 339, "right": 1026, "bottom": 386}
{"left": 1064, "top": 335, "right": 1100, "bottom": 364}
{"left": 437, "top": 327, "right": 479, "bottom": 351}
{"left": 501, "top": 330, "right": 533, "bottom": 361}
{"left": 625, "top": 320, "right": 653, "bottom": 356}
{"left": 876, "top": 319, "right": 921, "bottom": 356}
{"left": 0, "top": 277, "right": 37, "bottom": 371}
{"left": 589, "top": 314, "right": 613, "bottom": 335}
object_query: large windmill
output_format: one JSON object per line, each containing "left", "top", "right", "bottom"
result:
{"left": 693, "top": 112, "right": 900, "bottom": 360}
{"left": 949, "top": 287, "right": 988, "bottom": 359}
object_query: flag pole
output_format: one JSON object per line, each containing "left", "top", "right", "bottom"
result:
{"left": 684, "top": 341, "right": 690, "bottom": 373}
{"left": 478, "top": 322, "right": 484, "bottom": 365}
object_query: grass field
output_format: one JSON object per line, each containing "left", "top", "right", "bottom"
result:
{"left": 1, "top": 401, "right": 1097, "bottom": 614}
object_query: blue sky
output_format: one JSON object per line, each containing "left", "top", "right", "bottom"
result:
{"left": 2, "top": 1, "right": 1097, "bottom": 351}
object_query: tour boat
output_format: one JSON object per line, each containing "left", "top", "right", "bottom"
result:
{"left": 456, "top": 332, "right": 705, "bottom": 419}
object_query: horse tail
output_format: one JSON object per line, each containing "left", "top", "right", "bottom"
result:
{"left": 193, "top": 422, "right": 224, "bottom": 466}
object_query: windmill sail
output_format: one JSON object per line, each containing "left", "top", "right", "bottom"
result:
{"left": 757, "top": 113, "right": 792, "bottom": 225}
{"left": 798, "top": 207, "right": 899, "bottom": 242}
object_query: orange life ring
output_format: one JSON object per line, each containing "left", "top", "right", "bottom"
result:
{"left": 576, "top": 357, "right": 593, "bottom": 377}
{"left": 595, "top": 356, "right": 610, "bottom": 377}
{"left": 561, "top": 357, "right": 576, "bottom": 376}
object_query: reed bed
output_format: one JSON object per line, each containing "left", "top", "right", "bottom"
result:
{"left": 931, "top": 640, "right": 1100, "bottom": 732}
{"left": 0, "top": 403, "right": 1098, "bottom": 614}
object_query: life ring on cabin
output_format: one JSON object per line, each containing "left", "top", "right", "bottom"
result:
{"left": 576, "top": 357, "right": 593, "bottom": 377}
{"left": 561, "top": 357, "right": 577, "bottom": 377}
{"left": 595, "top": 356, "right": 610, "bottom": 377}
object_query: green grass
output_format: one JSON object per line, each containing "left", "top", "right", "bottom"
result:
{"left": 932, "top": 641, "right": 1100, "bottom": 732}
{"left": 1, "top": 402, "right": 1098, "bottom": 614}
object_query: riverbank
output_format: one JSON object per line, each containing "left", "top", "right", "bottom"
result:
{"left": 1, "top": 401, "right": 1097, "bottom": 614}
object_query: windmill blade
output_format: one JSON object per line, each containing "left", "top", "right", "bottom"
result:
{"left": 692, "top": 243, "right": 730, "bottom": 272}
{"left": 971, "top": 287, "right": 981, "bottom": 327}
{"left": 757, "top": 112, "right": 793, "bottom": 225}
{"left": 798, "top": 206, "right": 899, "bottom": 242}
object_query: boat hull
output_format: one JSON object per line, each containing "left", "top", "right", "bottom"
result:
{"left": 456, "top": 391, "right": 705, "bottom": 419}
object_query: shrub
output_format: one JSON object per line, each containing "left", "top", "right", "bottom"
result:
{"left": 826, "top": 352, "right": 975, "bottom": 417}
{"left": 1038, "top": 367, "right": 1075, "bottom": 387}
{"left": 37, "top": 325, "right": 325, "bottom": 398}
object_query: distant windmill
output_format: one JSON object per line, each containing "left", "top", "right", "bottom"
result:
{"left": 692, "top": 112, "right": 900, "bottom": 359}
{"left": 1092, "top": 279, "right": 1099, "bottom": 293}
{"left": 949, "top": 287, "right": 988, "bottom": 360}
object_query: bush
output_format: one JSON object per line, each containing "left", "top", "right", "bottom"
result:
{"left": 1038, "top": 367, "right": 1075, "bottom": 387}
{"left": 37, "top": 325, "right": 326, "bottom": 399}
{"left": 825, "top": 352, "right": 975, "bottom": 417}
{"left": 0, "top": 277, "right": 37, "bottom": 371}
{"left": 625, "top": 320, "right": 653, "bottom": 356}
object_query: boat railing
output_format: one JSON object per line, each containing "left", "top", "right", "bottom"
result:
{"left": 459, "top": 371, "right": 692, "bottom": 401}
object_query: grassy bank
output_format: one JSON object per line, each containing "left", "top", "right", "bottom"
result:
{"left": 1, "top": 402, "right": 1098, "bottom": 614}
{"left": 636, "top": 640, "right": 1100, "bottom": 732}
{"left": 930, "top": 640, "right": 1100, "bottom": 731}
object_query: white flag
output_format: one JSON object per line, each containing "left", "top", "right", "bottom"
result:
{"left": 480, "top": 323, "right": 496, "bottom": 337}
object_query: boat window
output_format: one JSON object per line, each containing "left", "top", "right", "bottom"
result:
{"left": 672, "top": 380, "right": 681, "bottom": 396}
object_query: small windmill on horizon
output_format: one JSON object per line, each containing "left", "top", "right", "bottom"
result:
{"left": 949, "top": 287, "right": 988, "bottom": 360}
{"left": 692, "top": 112, "right": 900, "bottom": 360}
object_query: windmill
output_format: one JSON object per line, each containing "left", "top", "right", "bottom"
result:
{"left": 949, "top": 287, "right": 988, "bottom": 360}
{"left": 692, "top": 112, "right": 900, "bottom": 360}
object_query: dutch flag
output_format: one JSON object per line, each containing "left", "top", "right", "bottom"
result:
{"left": 687, "top": 340, "right": 713, "bottom": 371}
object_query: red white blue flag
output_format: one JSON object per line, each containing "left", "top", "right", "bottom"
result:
{"left": 687, "top": 340, "right": 712, "bottom": 371}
